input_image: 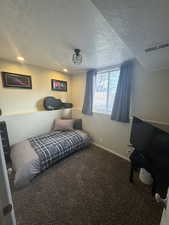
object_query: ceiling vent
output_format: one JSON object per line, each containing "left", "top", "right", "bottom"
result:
{"left": 145, "top": 42, "right": 169, "bottom": 53}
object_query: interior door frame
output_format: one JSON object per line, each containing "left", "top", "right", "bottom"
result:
{"left": 0, "top": 198, "right": 5, "bottom": 225}
{"left": 0, "top": 136, "right": 16, "bottom": 225}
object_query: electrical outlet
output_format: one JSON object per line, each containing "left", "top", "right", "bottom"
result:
{"left": 126, "top": 146, "right": 135, "bottom": 154}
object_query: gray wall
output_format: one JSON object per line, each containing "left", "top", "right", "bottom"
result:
{"left": 71, "top": 62, "right": 169, "bottom": 158}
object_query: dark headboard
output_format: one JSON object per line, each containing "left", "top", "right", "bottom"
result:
{"left": 73, "top": 119, "right": 82, "bottom": 130}
{"left": 0, "top": 121, "right": 10, "bottom": 162}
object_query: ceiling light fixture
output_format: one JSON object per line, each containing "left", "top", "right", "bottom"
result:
{"left": 72, "top": 49, "right": 82, "bottom": 65}
{"left": 17, "top": 56, "right": 24, "bottom": 61}
{"left": 63, "top": 68, "right": 68, "bottom": 72}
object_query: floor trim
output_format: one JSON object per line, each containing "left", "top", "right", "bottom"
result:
{"left": 93, "top": 142, "right": 130, "bottom": 162}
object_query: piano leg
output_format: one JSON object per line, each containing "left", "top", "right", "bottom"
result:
{"left": 129, "top": 164, "right": 134, "bottom": 183}
{"left": 152, "top": 178, "right": 156, "bottom": 196}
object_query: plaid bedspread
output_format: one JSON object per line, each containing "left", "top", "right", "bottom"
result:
{"left": 29, "top": 130, "right": 88, "bottom": 171}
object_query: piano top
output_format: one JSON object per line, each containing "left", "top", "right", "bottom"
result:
{"left": 136, "top": 116, "right": 169, "bottom": 134}
{"left": 150, "top": 122, "right": 169, "bottom": 134}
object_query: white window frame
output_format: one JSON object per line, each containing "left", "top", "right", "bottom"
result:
{"left": 93, "top": 67, "right": 120, "bottom": 115}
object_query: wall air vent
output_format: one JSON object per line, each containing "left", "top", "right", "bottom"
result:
{"left": 145, "top": 43, "right": 169, "bottom": 53}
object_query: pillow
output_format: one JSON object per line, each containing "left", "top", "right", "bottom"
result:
{"left": 60, "top": 118, "right": 83, "bottom": 130}
{"left": 52, "top": 119, "right": 74, "bottom": 131}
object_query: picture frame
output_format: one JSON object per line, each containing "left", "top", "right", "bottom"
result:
{"left": 1, "top": 72, "right": 32, "bottom": 89}
{"left": 51, "top": 79, "right": 67, "bottom": 92}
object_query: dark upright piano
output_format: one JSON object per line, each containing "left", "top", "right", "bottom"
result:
{"left": 130, "top": 116, "right": 169, "bottom": 197}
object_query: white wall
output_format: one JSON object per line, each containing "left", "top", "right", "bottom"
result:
{"left": 132, "top": 62, "right": 169, "bottom": 123}
{"left": 0, "top": 59, "right": 72, "bottom": 145}
{"left": 0, "top": 59, "right": 71, "bottom": 115}
{"left": 71, "top": 72, "right": 131, "bottom": 159}
{"left": 1, "top": 58, "right": 169, "bottom": 156}
{"left": 71, "top": 72, "right": 86, "bottom": 110}
{"left": 72, "top": 109, "right": 130, "bottom": 159}
{"left": 71, "top": 62, "right": 169, "bottom": 159}
{"left": 1, "top": 109, "right": 72, "bottom": 145}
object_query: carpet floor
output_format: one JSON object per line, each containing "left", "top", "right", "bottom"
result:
{"left": 11, "top": 146, "right": 163, "bottom": 225}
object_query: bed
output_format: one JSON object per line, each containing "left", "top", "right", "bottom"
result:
{"left": 0, "top": 119, "right": 90, "bottom": 189}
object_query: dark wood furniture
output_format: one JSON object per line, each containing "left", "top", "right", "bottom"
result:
{"left": 0, "top": 121, "right": 11, "bottom": 163}
{"left": 130, "top": 117, "right": 169, "bottom": 197}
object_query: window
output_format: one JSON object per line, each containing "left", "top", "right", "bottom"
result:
{"left": 93, "top": 68, "right": 120, "bottom": 114}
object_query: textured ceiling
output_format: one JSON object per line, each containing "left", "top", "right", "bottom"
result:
{"left": 91, "top": 0, "right": 169, "bottom": 71}
{"left": 1, "top": 0, "right": 168, "bottom": 72}
{"left": 0, "top": 0, "right": 133, "bottom": 73}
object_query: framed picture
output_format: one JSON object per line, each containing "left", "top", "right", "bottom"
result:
{"left": 1, "top": 72, "right": 32, "bottom": 89}
{"left": 51, "top": 79, "right": 67, "bottom": 92}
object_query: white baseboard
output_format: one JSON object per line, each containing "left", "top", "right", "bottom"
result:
{"left": 93, "top": 142, "right": 130, "bottom": 162}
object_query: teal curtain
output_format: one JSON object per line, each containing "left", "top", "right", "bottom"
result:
{"left": 111, "top": 60, "right": 134, "bottom": 122}
{"left": 82, "top": 69, "right": 96, "bottom": 115}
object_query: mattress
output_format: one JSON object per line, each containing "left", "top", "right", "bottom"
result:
{"left": 11, "top": 130, "right": 90, "bottom": 189}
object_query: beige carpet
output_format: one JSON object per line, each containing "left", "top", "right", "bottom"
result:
{"left": 11, "top": 145, "right": 163, "bottom": 225}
